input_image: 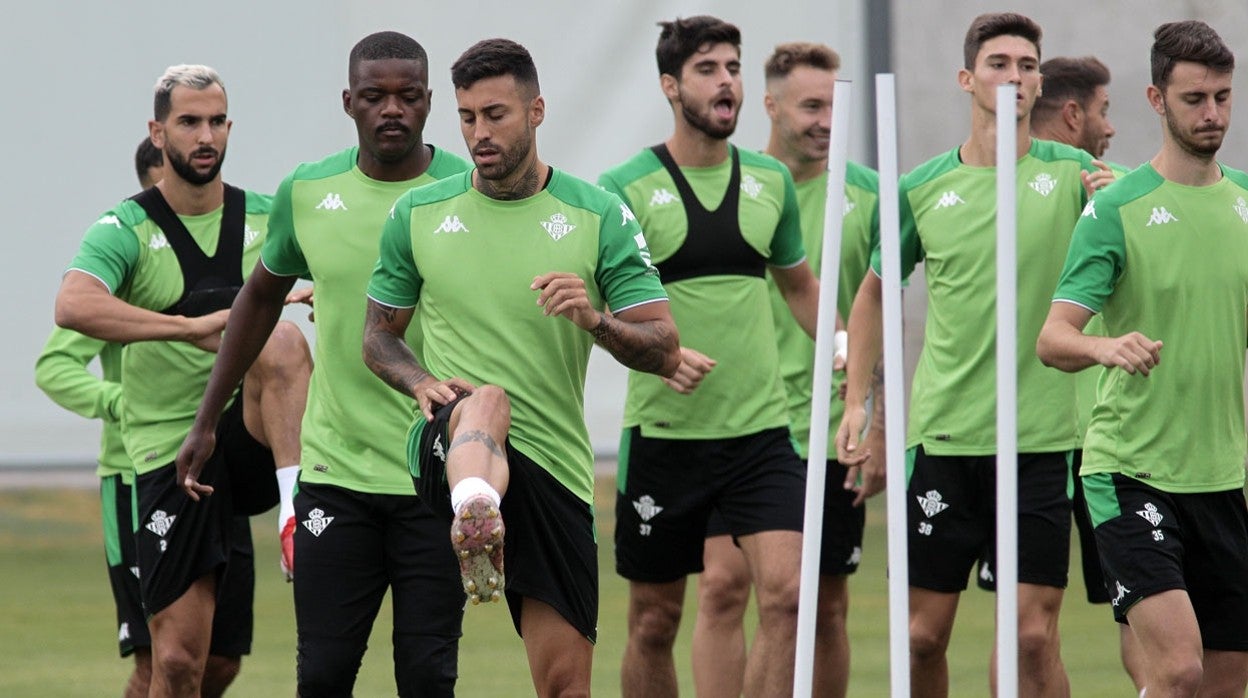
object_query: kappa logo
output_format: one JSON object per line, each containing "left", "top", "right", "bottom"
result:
{"left": 916, "top": 489, "right": 949, "bottom": 518}
{"left": 243, "top": 223, "right": 260, "bottom": 247}
{"left": 119, "top": 622, "right": 130, "bottom": 642}
{"left": 843, "top": 195, "right": 856, "bottom": 216}
{"left": 1146, "top": 206, "right": 1178, "bottom": 226}
{"left": 934, "top": 191, "right": 965, "bottom": 209}
{"left": 97, "top": 214, "right": 122, "bottom": 228}
{"left": 650, "top": 188, "right": 680, "bottom": 206}
{"left": 1028, "top": 173, "right": 1057, "bottom": 197}
{"left": 315, "top": 193, "right": 348, "bottom": 211}
{"left": 620, "top": 203, "right": 637, "bottom": 226}
{"left": 1081, "top": 200, "right": 1098, "bottom": 219}
{"left": 633, "top": 232, "right": 655, "bottom": 270}
{"left": 1235, "top": 197, "right": 1248, "bottom": 224}
{"left": 434, "top": 215, "right": 469, "bottom": 234}
{"left": 541, "top": 212, "right": 577, "bottom": 241}
{"left": 432, "top": 434, "right": 446, "bottom": 462}
{"left": 302, "top": 508, "right": 334, "bottom": 537}
{"left": 145, "top": 510, "right": 175, "bottom": 537}
{"left": 129, "top": 566, "right": 140, "bottom": 579}
{"left": 980, "top": 561, "right": 994, "bottom": 583}
{"left": 633, "top": 495, "right": 662, "bottom": 537}
{"left": 1111, "top": 580, "right": 1130, "bottom": 607}
{"left": 846, "top": 546, "right": 862, "bottom": 566}
{"left": 1136, "top": 502, "right": 1164, "bottom": 527}
{"left": 740, "top": 174, "right": 764, "bottom": 198}
{"left": 149, "top": 233, "right": 169, "bottom": 251}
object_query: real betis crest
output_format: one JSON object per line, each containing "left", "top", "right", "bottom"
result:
{"left": 1028, "top": 173, "right": 1056, "bottom": 197}
{"left": 542, "top": 212, "right": 576, "bottom": 241}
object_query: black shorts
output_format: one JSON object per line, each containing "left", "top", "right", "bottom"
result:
{"left": 615, "top": 426, "right": 806, "bottom": 583}
{"left": 907, "top": 446, "right": 1072, "bottom": 593}
{"left": 293, "top": 481, "right": 462, "bottom": 696}
{"left": 101, "top": 474, "right": 149, "bottom": 657}
{"left": 135, "top": 396, "right": 268, "bottom": 617}
{"left": 210, "top": 517, "right": 256, "bottom": 658}
{"left": 1071, "top": 450, "right": 1111, "bottom": 604}
{"left": 705, "top": 458, "right": 864, "bottom": 576}
{"left": 415, "top": 397, "right": 599, "bottom": 643}
{"left": 1084, "top": 473, "right": 1248, "bottom": 650}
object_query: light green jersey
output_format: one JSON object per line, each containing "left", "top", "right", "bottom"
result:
{"left": 600, "top": 146, "right": 804, "bottom": 439}
{"left": 67, "top": 191, "right": 271, "bottom": 474}
{"left": 770, "top": 163, "right": 879, "bottom": 458}
{"left": 875, "top": 139, "right": 1092, "bottom": 455}
{"left": 368, "top": 168, "right": 667, "bottom": 504}
{"left": 262, "top": 146, "right": 471, "bottom": 495}
{"left": 1054, "top": 163, "right": 1248, "bottom": 492}
{"left": 34, "top": 328, "right": 129, "bottom": 480}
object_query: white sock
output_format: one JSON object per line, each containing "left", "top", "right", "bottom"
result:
{"left": 276, "top": 465, "right": 299, "bottom": 532}
{"left": 450, "top": 476, "right": 501, "bottom": 513}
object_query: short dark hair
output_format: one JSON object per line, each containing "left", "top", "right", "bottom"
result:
{"left": 1032, "top": 56, "right": 1111, "bottom": 125}
{"left": 765, "top": 42, "right": 841, "bottom": 82}
{"left": 1151, "top": 20, "right": 1234, "bottom": 90}
{"left": 451, "top": 38, "right": 540, "bottom": 96}
{"left": 656, "top": 15, "right": 741, "bottom": 77}
{"left": 963, "top": 12, "right": 1042, "bottom": 70}
{"left": 348, "top": 31, "right": 427, "bottom": 81}
{"left": 134, "top": 136, "right": 163, "bottom": 186}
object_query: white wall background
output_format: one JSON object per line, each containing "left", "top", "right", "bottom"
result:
{"left": 4, "top": 0, "right": 1244, "bottom": 466}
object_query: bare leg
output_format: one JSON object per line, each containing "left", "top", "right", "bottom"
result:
{"left": 1128, "top": 589, "right": 1205, "bottom": 697}
{"left": 991, "top": 583, "right": 1068, "bottom": 698}
{"left": 146, "top": 573, "right": 216, "bottom": 698}
{"left": 909, "top": 586, "right": 960, "bottom": 698}
{"left": 521, "top": 597, "right": 593, "bottom": 698}
{"left": 201, "top": 655, "right": 241, "bottom": 698}
{"left": 622, "top": 578, "right": 686, "bottom": 698}
{"left": 1197, "top": 650, "right": 1248, "bottom": 697}
{"left": 444, "top": 385, "right": 512, "bottom": 496}
{"left": 1119, "top": 623, "right": 1147, "bottom": 693}
{"left": 692, "top": 535, "right": 750, "bottom": 698}
{"left": 814, "top": 574, "right": 851, "bottom": 698}
{"left": 737, "top": 529, "right": 802, "bottom": 698}
{"left": 123, "top": 648, "right": 152, "bottom": 698}
{"left": 241, "top": 320, "right": 310, "bottom": 470}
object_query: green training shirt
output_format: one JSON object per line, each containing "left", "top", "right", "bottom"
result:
{"left": 1054, "top": 163, "right": 1248, "bottom": 492}
{"left": 66, "top": 190, "right": 271, "bottom": 474}
{"left": 600, "top": 146, "right": 804, "bottom": 439}
{"left": 262, "top": 145, "right": 471, "bottom": 495}
{"left": 874, "top": 139, "right": 1092, "bottom": 455}
{"left": 770, "top": 163, "right": 879, "bottom": 458}
{"left": 34, "top": 328, "right": 129, "bottom": 481}
{"left": 368, "top": 168, "right": 667, "bottom": 504}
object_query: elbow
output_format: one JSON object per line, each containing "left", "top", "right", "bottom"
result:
{"left": 1035, "top": 332, "right": 1057, "bottom": 369}
{"left": 53, "top": 297, "right": 83, "bottom": 333}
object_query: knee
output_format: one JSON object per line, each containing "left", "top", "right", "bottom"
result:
{"left": 394, "top": 634, "right": 459, "bottom": 698}
{"left": 460, "top": 384, "right": 511, "bottom": 426}
{"left": 254, "top": 321, "right": 312, "bottom": 377}
{"left": 909, "top": 624, "right": 951, "bottom": 663}
{"left": 754, "top": 570, "right": 800, "bottom": 626}
{"left": 697, "top": 563, "right": 751, "bottom": 619}
{"left": 297, "top": 642, "right": 364, "bottom": 697}
{"left": 152, "top": 645, "right": 205, "bottom": 693}
{"left": 815, "top": 587, "right": 849, "bottom": 643}
{"left": 201, "top": 655, "right": 241, "bottom": 698}
{"left": 533, "top": 662, "right": 589, "bottom": 698}
{"left": 629, "top": 597, "right": 683, "bottom": 652}
{"left": 1016, "top": 623, "right": 1059, "bottom": 666}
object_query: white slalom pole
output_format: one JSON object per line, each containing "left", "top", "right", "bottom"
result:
{"left": 994, "top": 83, "right": 1020, "bottom": 698}
{"left": 876, "top": 74, "right": 911, "bottom": 698}
{"left": 793, "top": 78, "right": 852, "bottom": 698}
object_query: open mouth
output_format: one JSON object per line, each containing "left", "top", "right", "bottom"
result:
{"left": 713, "top": 97, "right": 735, "bottom": 119}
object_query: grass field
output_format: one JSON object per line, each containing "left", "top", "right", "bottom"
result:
{"left": 0, "top": 477, "right": 1133, "bottom": 696}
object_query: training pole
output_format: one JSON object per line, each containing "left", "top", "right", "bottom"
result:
{"left": 994, "top": 83, "right": 1020, "bottom": 698}
{"left": 876, "top": 74, "right": 911, "bottom": 698}
{"left": 793, "top": 78, "right": 852, "bottom": 698}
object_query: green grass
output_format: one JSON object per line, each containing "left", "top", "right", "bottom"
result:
{"left": 0, "top": 480, "right": 1132, "bottom": 696}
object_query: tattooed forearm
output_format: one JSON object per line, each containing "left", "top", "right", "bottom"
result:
{"left": 591, "top": 313, "right": 680, "bottom": 376}
{"left": 870, "top": 356, "right": 886, "bottom": 420}
{"left": 363, "top": 301, "right": 430, "bottom": 398}
{"left": 449, "top": 430, "right": 506, "bottom": 459}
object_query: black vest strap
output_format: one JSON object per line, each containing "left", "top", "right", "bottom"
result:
{"left": 649, "top": 144, "right": 765, "bottom": 283}
{"left": 131, "top": 184, "right": 246, "bottom": 316}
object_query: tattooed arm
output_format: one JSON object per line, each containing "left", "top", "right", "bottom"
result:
{"left": 530, "top": 272, "right": 680, "bottom": 377}
{"left": 362, "top": 298, "right": 475, "bottom": 420}
{"left": 847, "top": 356, "right": 888, "bottom": 506}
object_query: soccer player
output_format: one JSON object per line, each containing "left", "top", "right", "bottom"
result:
{"left": 363, "top": 38, "right": 679, "bottom": 696}
{"left": 1037, "top": 20, "right": 1248, "bottom": 697}
{"left": 837, "top": 13, "right": 1096, "bottom": 697}
{"left": 35, "top": 137, "right": 251, "bottom": 698}
{"left": 600, "top": 16, "right": 826, "bottom": 697}
{"left": 54, "top": 65, "right": 311, "bottom": 698}
{"left": 689, "top": 41, "right": 881, "bottom": 698}
{"left": 176, "top": 33, "right": 471, "bottom": 696}
{"left": 1030, "top": 54, "right": 1145, "bottom": 694}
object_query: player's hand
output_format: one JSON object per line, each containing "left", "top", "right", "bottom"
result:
{"left": 846, "top": 425, "right": 886, "bottom": 506}
{"left": 412, "top": 376, "right": 476, "bottom": 421}
{"left": 285, "top": 286, "right": 315, "bottom": 322}
{"left": 185, "top": 309, "right": 230, "bottom": 353}
{"left": 835, "top": 404, "right": 871, "bottom": 467}
{"left": 1095, "top": 333, "right": 1163, "bottom": 376}
{"left": 661, "top": 347, "right": 717, "bottom": 394}
{"left": 531, "top": 272, "right": 597, "bottom": 330}
{"left": 175, "top": 422, "right": 217, "bottom": 501}
{"left": 1081, "top": 160, "right": 1116, "bottom": 197}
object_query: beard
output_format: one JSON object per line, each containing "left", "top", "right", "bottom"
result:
{"left": 474, "top": 130, "right": 533, "bottom": 181}
{"left": 166, "top": 144, "right": 226, "bottom": 186}
{"left": 1164, "top": 104, "right": 1224, "bottom": 158}
{"left": 678, "top": 87, "right": 737, "bottom": 140}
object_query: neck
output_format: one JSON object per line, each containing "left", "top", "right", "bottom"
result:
{"left": 962, "top": 107, "right": 1032, "bottom": 166}
{"left": 358, "top": 141, "right": 432, "bottom": 182}
{"left": 156, "top": 176, "right": 223, "bottom": 215}
{"left": 766, "top": 137, "right": 825, "bottom": 182}
{"left": 666, "top": 121, "right": 730, "bottom": 167}
{"left": 1151, "top": 140, "right": 1221, "bottom": 186}
{"left": 475, "top": 158, "right": 549, "bottom": 201}
{"left": 1029, "top": 121, "right": 1068, "bottom": 147}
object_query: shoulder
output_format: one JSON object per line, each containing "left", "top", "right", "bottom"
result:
{"left": 737, "top": 147, "right": 789, "bottom": 175}
{"left": 846, "top": 160, "right": 879, "bottom": 191}
{"left": 600, "top": 148, "right": 664, "bottom": 186}
{"left": 428, "top": 145, "right": 473, "bottom": 177}
{"left": 106, "top": 198, "right": 151, "bottom": 231}
{"left": 899, "top": 148, "right": 960, "bottom": 191}
{"left": 1095, "top": 165, "right": 1164, "bottom": 209}
{"left": 243, "top": 189, "right": 273, "bottom": 214}
{"left": 1029, "top": 138, "right": 1094, "bottom": 168}
{"left": 288, "top": 147, "right": 359, "bottom": 183}
{"left": 550, "top": 169, "right": 627, "bottom": 217}
{"left": 1220, "top": 164, "right": 1248, "bottom": 191}
{"left": 403, "top": 171, "right": 473, "bottom": 208}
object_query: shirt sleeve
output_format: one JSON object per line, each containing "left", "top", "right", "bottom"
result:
{"left": 594, "top": 194, "right": 667, "bottom": 313}
{"left": 1052, "top": 198, "right": 1124, "bottom": 313}
{"left": 259, "top": 172, "right": 308, "bottom": 277}
{"left": 366, "top": 192, "right": 423, "bottom": 308}
{"left": 33, "top": 327, "right": 122, "bottom": 422}
{"left": 66, "top": 214, "right": 142, "bottom": 294}
{"left": 870, "top": 181, "right": 924, "bottom": 281}
{"left": 767, "top": 168, "right": 806, "bottom": 268}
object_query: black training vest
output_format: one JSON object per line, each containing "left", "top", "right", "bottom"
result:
{"left": 130, "top": 184, "right": 246, "bottom": 317}
{"left": 648, "top": 144, "right": 766, "bottom": 283}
